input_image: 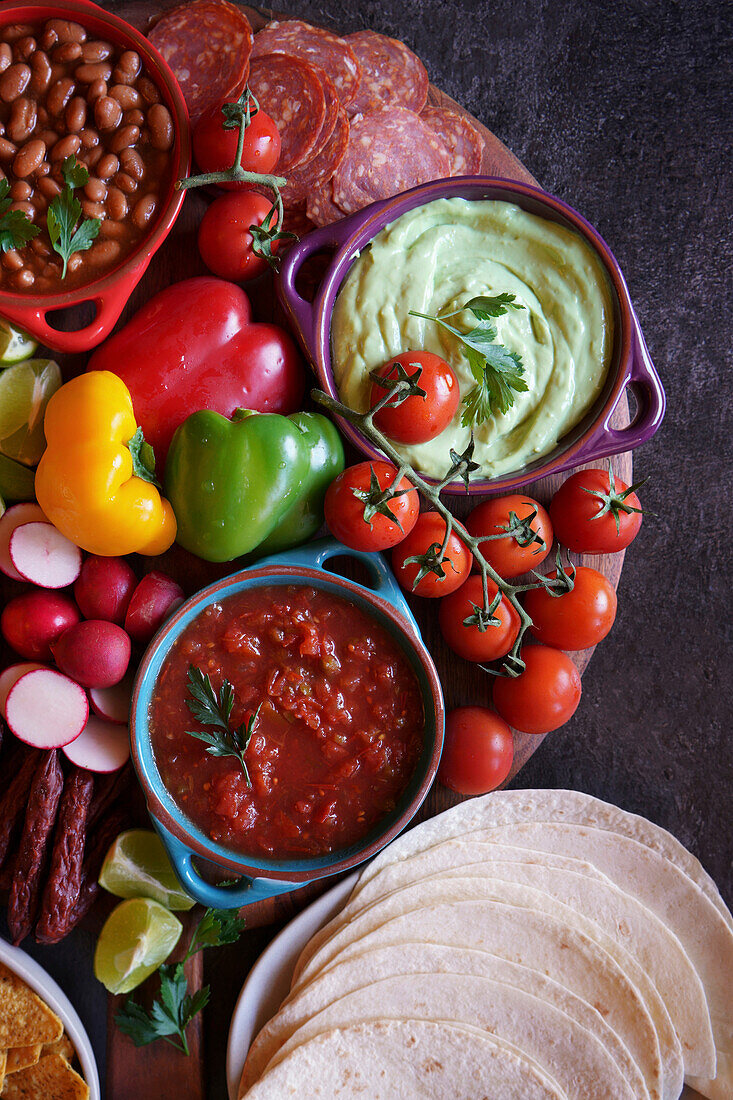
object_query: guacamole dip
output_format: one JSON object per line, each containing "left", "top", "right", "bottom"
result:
{"left": 331, "top": 197, "right": 615, "bottom": 478}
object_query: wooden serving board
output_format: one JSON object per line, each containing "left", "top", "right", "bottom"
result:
{"left": 7, "top": 3, "right": 628, "bottom": 1095}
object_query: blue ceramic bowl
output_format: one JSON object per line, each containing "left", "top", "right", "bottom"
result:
{"left": 131, "top": 540, "right": 444, "bottom": 910}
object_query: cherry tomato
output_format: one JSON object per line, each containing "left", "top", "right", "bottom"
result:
{"left": 198, "top": 191, "right": 280, "bottom": 282}
{"left": 438, "top": 706, "right": 514, "bottom": 796}
{"left": 369, "top": 351, "right": 459, "bottom": 445}
{"left": 193, "top": 105, "right": 281, "bottom": 188}
{"left": 324, "top": 461, "right": 419, "bottom": 552}
{"left": 525, "top": 566, "right": 617, "bottom": 650}
{"left": 549, "top": 467, "right": 643, "bottom": 554}
{"left": 493, "top": 645, "right": 581, "bottom": 735}
{"left": 391, "top": 512, "right": 471, "bottom": 597}
{"left": 439, "top": 575, "right": 520, "bottom": 662}
{"left": 466, "top": 495, "right": 552, "bottom": 579}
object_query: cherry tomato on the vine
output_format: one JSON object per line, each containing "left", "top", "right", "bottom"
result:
{"left": 391, "top": 512, "right": 471, "bottom": 597}
{"left": 437, "top": 706, "right": 514, "bottom": 796}
{"left": 324, "top": 461, "right": 419, "bottom": 552}
{"left": 492, "top": 645, "right": 581, "bottom": 735}
{"left": 439, "top": 575, "right": 520, "bottom": 662}
{"left": 525, "top": 566, "right": 617, "bottom": 650}
{"left": 369, "top": 351, "right": 460, "bottom": 445}
{"left": 466, "top": 495, "right": 552, "bottom": 579}
{"left": 197, "top": 192, "right": 280, "bottom": 282}
{"left": 549, "top": 466, "right": 643, "bottom": 554}
{"left": 193, "top": 105, "right": 281, "bottom": 188}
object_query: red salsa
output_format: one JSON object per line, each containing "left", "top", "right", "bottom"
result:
{"left": 149, "top": 584, "right": 425, "bottom": 858}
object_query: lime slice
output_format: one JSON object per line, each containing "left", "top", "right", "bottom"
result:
{"left": 0, "top": 493, "right": 5, "bottom": 520}
{"left": 0, "top": 320, "right": 37, "bottom": 364}
{"left": 94, "top": 897, "right": 183, "bottom": 995}
{"left": 0, "top": 452, "right": 36, "bottom": 501}
{"left": 0, "top": 358, "right": 61, "bottom": 466}
{"left": 99, "top": 829, "right": 195, "bottom": 911}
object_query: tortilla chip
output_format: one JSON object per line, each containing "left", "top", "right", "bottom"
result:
{"left": 0, "top": 966, "right": 63, "bottom": 1048}
{"left": 4, "top": 1047, "right": 40, "bottom": 1075}
{"left": 0, "top": 1051, "right": 6, "bottom": 1091}
{"left": 0, "top": 1053, "right": 88, "bottom": 1099}
{"left": 42, "top": 1035, "right": 74, "bottom": 1065}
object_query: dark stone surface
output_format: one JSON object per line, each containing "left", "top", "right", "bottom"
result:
{"left": 8, "top": 1, "right": 731, "bottom": 1095}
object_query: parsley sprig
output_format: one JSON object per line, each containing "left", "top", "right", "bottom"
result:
{"left": 0, "top": 179, "right": 40, "bottom": 253}
{"left": 409, "top": 294, "right": 527, "bottom": 426}
{"left": 185, "top": 665, "right": 260, "bottom": 786}
{"left": 47, "top": 155, "right": 100, "bottom": 277}
{"left": 115, "top": 906, "right": 246, "bottom": 1054}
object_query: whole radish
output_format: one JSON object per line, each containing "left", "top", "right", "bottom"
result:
{"left": 52, "top": 620, "right": 131, "bottom": 688}
{"left": 125, "top": 572, "right": 184, "bottom": 645}
{"left": 1, "top": 590, "right": 81, "bottom": 660}
{"left": 74, "top": 555, "right": 137, "bottom": 625}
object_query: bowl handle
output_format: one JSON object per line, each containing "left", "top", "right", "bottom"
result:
{"left": 153, "top": 821, "right": 308, "bottom": 910}
{"left": 258, "top": 536, "right": 421, "bottom": 637}
{"left": 0, "top": 263, "right": 146, "bottom": 354}
{"left": 277, "top": 219, "right": 357, "bottom": 362}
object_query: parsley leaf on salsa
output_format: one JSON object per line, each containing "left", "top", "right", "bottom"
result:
{"left": 409, "top": 293, "right": 528, "bottom": 426}
{"left": 47, "top": 155, "right": 100, "bottom": 278}
{"left": 185, "top": 664, "right": 260, "bottom": 786}
{"left": 0, "top": 179, "right": 40, "bottom": 253}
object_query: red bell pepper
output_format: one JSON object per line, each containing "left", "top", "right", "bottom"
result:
{"left": 87, "top": 276, "right": 305, "bottom": 463}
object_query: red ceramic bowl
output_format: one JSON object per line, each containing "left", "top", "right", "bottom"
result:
{"left": 0, "top": 0, "right": 191, "bottom": 353}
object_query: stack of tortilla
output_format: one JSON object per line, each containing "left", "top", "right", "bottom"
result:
{"left": 239, "top": 789, "right": 732, "bottom": 1099}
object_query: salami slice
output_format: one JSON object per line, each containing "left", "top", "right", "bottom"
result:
{"left": 421, "top": 106, "right": 485, "bottom": 175}
{"left": 149, "top": 0, "right": 253, "bottom": 125}
{"left": 346, "top": 30, "right": 429, "bottom": 117}
{"left": 249, "top": 54, "right": 327, "bottom": 172}
{"left": 306, "top": 179, "right": 344, "bottom": 227}
{"left": 282, "top": 107, "right": 349, "bottom": 209}
{"left": 252, "top": 20, "right": 361, "bottom": 108}
{"left": 332, "top": 107, "right": 451, "bottom": 214}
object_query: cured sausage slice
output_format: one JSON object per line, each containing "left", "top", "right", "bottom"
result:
{"left": 149, "top": 0, "right": 253, "bottom": 125}
{"left": 282, "top": 106, "right": 349, "bottom": 209}
{"left": 252, "top": 20, "right": 361, "bottom": 108}
{"left": 306, "top": 179, "right": 344, "bottom": 227}
{"left": 346, "top": 30, "right": 428, "bottom": 117}
{"left": 249, "top": 54, "right": 327, "bottom": 172}
{"left": 332, "top": 107, "right": 451, "bottom": 214}
{"left": 421, "top": 106, "right": 485, "bottom": 175}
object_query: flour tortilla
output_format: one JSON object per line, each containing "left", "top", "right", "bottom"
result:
{"left": 291, "top": 884, "right": 683, "bottom": 1099}
{"left": 354, "top": 789, "right": 731, "bottom": 929}
{"left": 241, "top": 943, "right": 650, "bottom": 1098}
{"left": 305, "top": 842, "right": 714, "bottom": 1078}
{"left": 241, "top": 1017, "right": 565, "bottom": 1099}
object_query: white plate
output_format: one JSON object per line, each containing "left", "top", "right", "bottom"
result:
{"left": 0, "top": 936, "right": 100, "bottom": 1099}
{"left": 226, "top": 873, "right": 357, "bottom": 1100}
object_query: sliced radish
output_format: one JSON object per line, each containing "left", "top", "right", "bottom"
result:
{"left": 0, "top": 662, "right": 47, "bottom": 719}
{"left": 89, "top": 672, "right": 134, "bottom": 726}
{"left": 9, "top": 521, "right": 82, "bottom": 589}
{"left": 0, "top": 503, "right": 46, "bottom": 580}
{"left": 62, "top": 714, "right": 130, "bottom": 772}
{"left": 5, "top": 668, "right": 88, "bottom": 748}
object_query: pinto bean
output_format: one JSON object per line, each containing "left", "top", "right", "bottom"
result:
{"left": 0, "top": 63, "right": 31, "bottom": 102}
{"left": 84, "top": 145, "right": 103, "bottom": 169}
{"left": 123, "top": 108, "right": 145, "bottom": 128}
{"left": 119, "top": 146, "right": 144, "bottom": 180}
{"left": 30, "top": 50, "right": 52, "bottom": 94}
{"left": 47, "top": 76, "right": 75, "bottom": 115}
{"left": 39, "top": 128, "right": 58, "bottom": 148}
{"left": 50, "top": 133, "right": 81, "bottom": 161}
{"left": 13, "top": 268, "right": 34, "bottom": 290}
{"left": 81, "top": 40, "right": 112, "bottom": 63}
{"left": 112, "top": 171, "right": 136, "bottom": 195}
{"left": 52, "top": 41, "right": 82, "bottom": 64}
{"left": 96, "top": 152, "right": 118, "bottom": 179}
{"left": 109, "top": 83, "right": 140, "bottom": 109}
{"left": 112, "top": 50, "right": 141, "bottom": 85}
{"left": 65, "top": 95, "right": 86, "bottom": 132}
{"left": 0, "top": 138, "right": 17, "bottom": 160}
{"left": 109, "top": 124, "right": 139, "bottom": 153}
{"left": 37, "top": 175, "right": 62, "bottom": 198}
{"left": 74, "top": 62, "right": 112, "bottom": 84}
{"left": 94, "top": 95, "right": 122, "bottom": 131}
{"left": 2, "top": 249, "right": 24, "bottom": 271}
{"left": 132, "top": 193, "right": 156, "bottom": 230}
{"left": 14, "top": 37, "right": 37, "bottom": 62}
{"left": 84, "top": 176, "right": 106, "bottom": 202}
{"left": 9, "top": 180, "right": 31, "bottom": 201}
{"left": 0, "top": 44, "right": 12, "bottom": 73}
{"left": 3, "top": 24, "right": 34, "bottom": 43}
{"left": 99, "top": 218, "right": 126, "bottom": 239}
{"left": 13, "top": 138, "right": 45, "bottom": 178}
{"left": 35, "top": 161, "right": 50, "bottom": 177}
{"left": 86, "top": 78, "right": 107, "bottom": 102}
{"left": 67, "top": 252, "right": 83, "bottom": 273}
{"left": 90, "top": 239, "right": 121, "bottom": 265}
{"left": 81, "top": 199, "right": 105, "bottom": 220}
{"left": 31, "top": 236, "right": 51, "bottom": 257}
{"left": 10, "top": 200, "right": 36, "bottom": 219}
{"left": 39, "top": 28, "right": 57, "bottom": 52}
{"left": 106, "top": 187, "right": 127, "bottom": 220}
{"left": 136, "top": 76, "right": 160, "bottom": 105}
{"left": 79, "top": 127, "right": 99, "bottom": 149}
{"left": 7, "top": 98, "right": 37, "bottom": 143}
{"left": 45, "top": 20, "right": 86, "bottom": 44}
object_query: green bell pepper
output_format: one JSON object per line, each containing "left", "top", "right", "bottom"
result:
{"left": 165, "top": 409, "right": 344, "bottom": 563}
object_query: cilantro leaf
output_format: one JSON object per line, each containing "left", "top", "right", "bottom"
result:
{"left": 61, "top": 154, "right": 89, "bottom": 189}
{"left": 47, "top": 155, "right": 100, "bottom": 277}
{"left": 186, "top": 908, "right": 247, "bottom": 956}
{"left": 185, "top": 665, "right": 260, "bottom": 785}
{"left": 0, "top": 178, "right": 40, "bottom": 253}
{"left": 442, "top": 293, "right": 524, "bottom": 320}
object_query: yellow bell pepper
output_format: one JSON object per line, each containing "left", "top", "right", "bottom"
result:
{"left": 35, "top": 371, "right": 176, "bottom": 557}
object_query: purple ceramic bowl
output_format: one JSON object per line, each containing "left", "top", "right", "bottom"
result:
{"left": 277, "top": 177, "right": 665, "bottom": 494}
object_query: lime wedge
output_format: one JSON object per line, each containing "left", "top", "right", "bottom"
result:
{"left": 94, "top": 897, "right": 183, "bottom": 995}
{"left": 0, "top": 493, "right": 5, "bottom": 520}
{"left": 0, "top": 320, "right": 37, "bottom": 364}
{"left": 0, "top": 452, "right": 36, "bottom": 500}
{"left": 0, "top": 358, "right": 61, "bottom": 466}
{"left": 99, "top": 829, "right": 195, "bottom": 911}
